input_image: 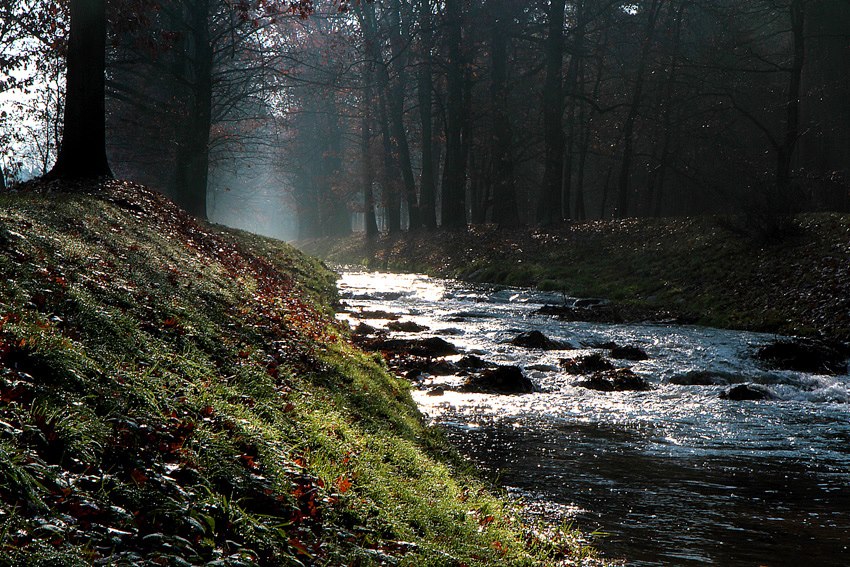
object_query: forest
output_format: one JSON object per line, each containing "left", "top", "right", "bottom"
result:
{"left": 2, "top": 0, "right": 848, "bottom": 238}
{"left": 2, "top": 0, "right": 850, "bottom": 565}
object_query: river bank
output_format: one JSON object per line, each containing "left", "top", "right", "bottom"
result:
{"left": 0, "top": 179, "right": 601, "bottom": 566}
{"left": 298, "top": 215, "right": 850, "bottom": 342}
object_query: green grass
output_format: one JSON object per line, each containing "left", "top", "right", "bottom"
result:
{"left": 300, "top": 215, "right": 850, "bottom": 341}
{"left": 0, "top": 180, "right": 601, "bottom": 566}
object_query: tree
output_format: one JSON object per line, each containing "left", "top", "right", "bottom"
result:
{"left": 50, "top": 0, "right": 112, "bottom": 179}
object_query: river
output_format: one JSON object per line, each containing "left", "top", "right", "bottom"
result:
{"left": 336, "top": 269, "right": 850, "bottom": 566}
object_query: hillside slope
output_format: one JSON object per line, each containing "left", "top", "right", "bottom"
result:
{"left": 299, "top": 217, "right": 850, "bottom": 341}
{"left": 0, "top": 179, "right": 594, "bottom": 566}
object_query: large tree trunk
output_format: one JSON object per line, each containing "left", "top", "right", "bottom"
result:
{"left": 388, "top": 0, "right": 418, "bottom": 229}
{"left": 441, "top": 0, "right": 466, "bottom": 228}
{"left": 173, "top": 0, "right": 212, "bottom": 219}
{"left": 50, "top": 0, "right": 112, "bottom": 179}
{"left": 538, "top": 0, "right": 566, "bottom": 226}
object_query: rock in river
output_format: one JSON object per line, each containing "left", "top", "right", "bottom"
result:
{"left": 755, "top": 339, "right": 847, "bottom": 375}
{"left": 720, "top": 384, "right": 775, "bottom": 401}
{"left": 359, "top": 336, "right": 459, "bottom": 357}
{"left": 577, "top": 368, "right": 651, "bottom": 392}
{"left": 560, "top": 353, "right": 615, "bottom": 374}
{"left": 461, "top": 366, "right": 535, "bottom": 394}
{"left": 510, "top": 330, "right": 573, "bottom": 350}
{"left": 386, "top": 320, "right": 430, "bottom": 333}
{"left": 610, "top": 345, "right": 649, "bottom": 361}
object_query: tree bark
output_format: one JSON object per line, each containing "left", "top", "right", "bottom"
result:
{"left": 538, "top": 0, "right": 566, "bottom": 226}
{"left": 615, "top": 0, "right": 660, "bottom": 219}
{"left": 417, "top": 0, "right": 437, "bottom": 229}
{"left": 441, "top": 0, "right": 466, "bottom": 228}
{"left": 50, "top": 0, "right": 112, "bottom": 179}
{"left": 489, "top": 0, "right": 518, "bottom": 226}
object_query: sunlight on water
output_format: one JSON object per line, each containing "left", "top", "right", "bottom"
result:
{"left": 338, "top": 269, "right": 850, "bottom": 566}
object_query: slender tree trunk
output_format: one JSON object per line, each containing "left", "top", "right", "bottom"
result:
{"left": 652, "top": 0, "right": 687, "bottom": 217}
{"left": 417, "top": 0, "right": 437, "bottom": 229}
{"left": 489, "top": 0, "right": 518, "bottom": 226}
{"left": 362, "top": 73, "right": 379, "bottom": 238}
{"left": 615, "top": 0, "right": 660, "bottom": 219}
{"left": 441, "top": 0, "right": 466, "bottom": 228}
{"left": 776, "top": 0, "right": 805, "bottom": 214}
{"left": 50, "top": 0, "right": 112, "bottom": 179}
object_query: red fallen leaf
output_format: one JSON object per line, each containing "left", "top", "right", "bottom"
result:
{"left": 162, "top": 317, "right": 180, "bottom": 329}
{"left": 293, "top": 457, "right": 306, "bottom": 468}
{"left": 130, "top": 469, "right": 148, "bottom": 486}
{"left": 200, "top": 405, "right": 215, "bottom": 417}
{"left": 335, "top": 476, "right": 352, "bottom": 494}
{"left": 283, "top": 402, "right": 295, "bottom": 413}
{"left": 240, "top": 454, "right": 257, "bottom": 469}
{"left": 238, "top": 350, "right": 251, "bottom": 358}
{"left": 479, "top": 515, "right": 495, "bottom": 527}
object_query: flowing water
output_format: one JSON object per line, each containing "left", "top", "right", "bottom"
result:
{"left": 336, "top": 270, "right": 850, "bottom": 566}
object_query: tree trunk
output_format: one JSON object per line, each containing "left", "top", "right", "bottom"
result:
{"left": 538, "top": 0, "right": 566, "bottom": 226}
{"left": 441, "top": 0, "right": 466, "bottom": 228}
{"left": 489, "top": 0, "right": 518, "bottom": 226}
{"left": 362, "top": 71, "right": 379, "bottom": 238}
{"left": 776, "top": 0, "right": 805, "bottom": 214}
{"left": 50, "top": 0, "right": 112, "bottom": 179}
{"left": 651, "top": 0, "right": 687, "bottom": 217}
{"left": 417, "top": 0, "right": 437, "bottom": 229}
{"left": 615, "top": 0, "right": 660, "bottom": 219}
{"left": 174, "top": 0, "right": 212, "bottom": 219}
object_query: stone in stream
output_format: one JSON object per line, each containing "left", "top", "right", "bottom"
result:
{"left": 461, "top": 366, "right": 535, "bottom": 394}
{"left": 560, "top": 353, "right": 615, "bottom": 374}
{"left": 720, "top": 384, "right": 775, "bottom": 401}
{"left": 386, "top": 320, "right": 429, "bottom": 333}
{"left": 667, "top": 370, "right": 732, "bottom": 386}
{"left": 577, "top": 368, "right": 651, "bottom": 392}
{"left": 353, "top": 322, "right": 379, "bottom": 336}
{"left": 510, "top": 330, "right": 573, "bottom": 350}
{"left": 426, "top": 386, "right": 445, "bottom": 397}
{"left": 755, "top": 339, "right": 847, "bottom": 375}
{"left": 357, "top": 310, "right": 402, "bottom": 321}
{"left": 360, "top": 336, "right": 459, "bottom": 358}
{"left": 610, "top": 345, "right": 649, "bottom": 361}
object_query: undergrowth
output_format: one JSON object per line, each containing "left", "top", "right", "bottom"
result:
{"left": 0, "top": 179, "right": 599, "bottom": 566}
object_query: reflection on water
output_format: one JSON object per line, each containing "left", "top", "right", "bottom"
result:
{"left": 338, "top": 269, "right": 850, "bottom": 566}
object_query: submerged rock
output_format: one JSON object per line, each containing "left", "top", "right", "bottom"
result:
{"left": 461, "top": 365, "right": 534, "bottom": 394}
{"left": 755, "top": 339, "right": 847, "bottom": 375}
{"left": 610, "top": 345, "right": 649, "bottom": 361}
{"left": 667, "top": 370, "right": 732, "bottom": 386}
{"left": 560, "top": 353, "right": 615, "bottom": 374}
{"left": 577, "top": 368, "right": 651, "bottom": 392}
{"left": 720, "top": 384, "right": 775, "bottom": 401}
{"left": 426, "top": 386, "right": 445, "bottom": 397}
{"left": 510, "top": 330, "right": 573, "bottom": 350}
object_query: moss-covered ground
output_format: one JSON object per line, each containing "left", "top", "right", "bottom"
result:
{"left": 299, "top": 216, "right": 850, "bottom": 342}
{"left": 0, "top": 179, "right": 600, "bottom": 566}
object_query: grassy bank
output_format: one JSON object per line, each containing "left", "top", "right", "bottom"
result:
{"left": 0, "top": 179, "right": 598, "bottom": 566}
{"left": 299, "top": 216, "right": 850, "bottom": 341}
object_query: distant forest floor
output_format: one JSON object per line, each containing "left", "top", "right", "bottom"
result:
{"left": 298, "top": 214, "right": 850, "bottom": 343}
